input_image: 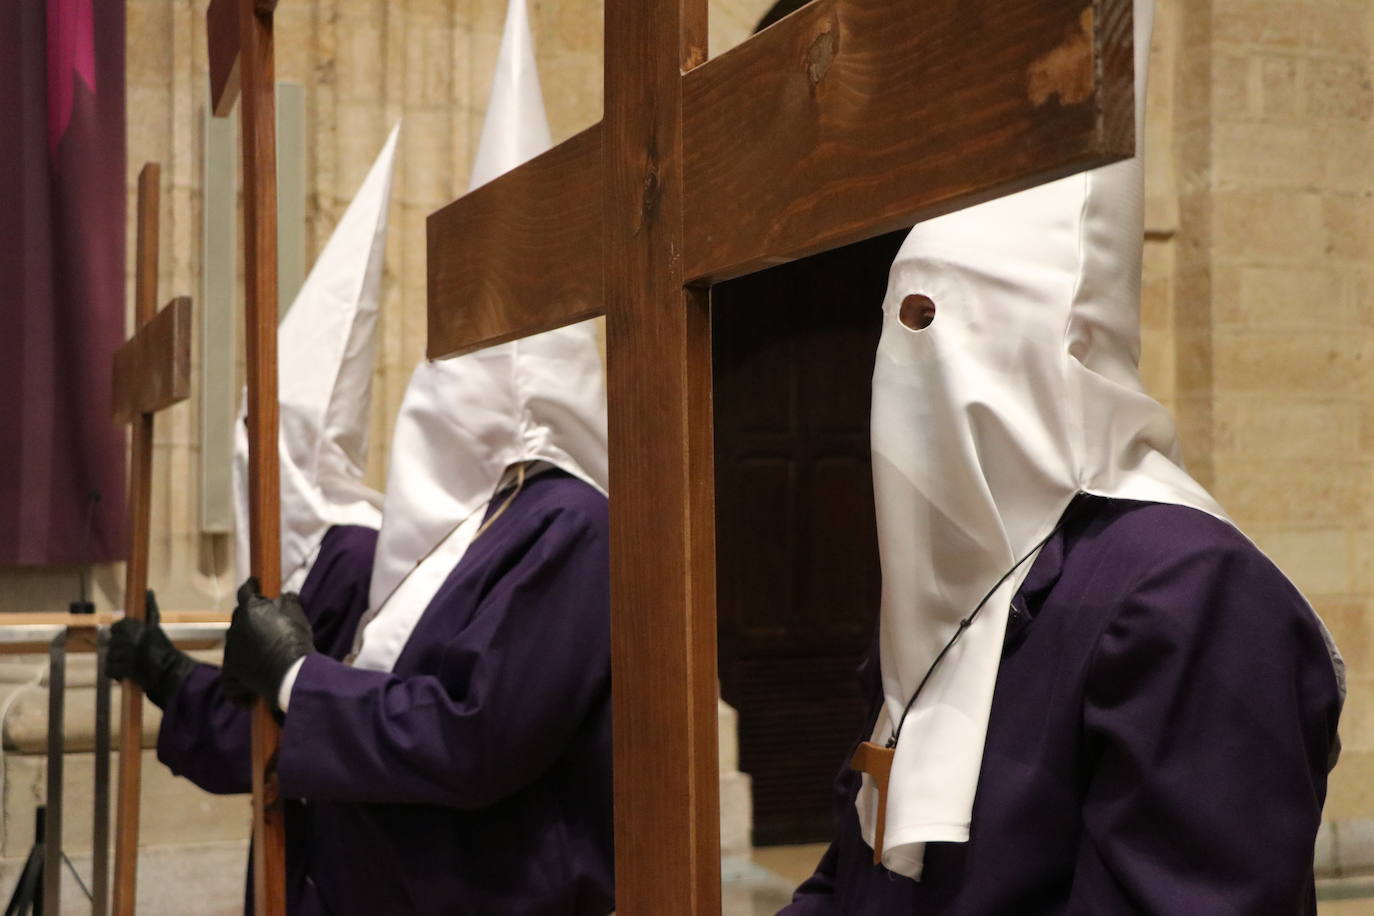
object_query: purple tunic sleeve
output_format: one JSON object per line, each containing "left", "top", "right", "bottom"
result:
{"left": 276, "top": 502, "right": 610, "bottom": 810}
{"left": 157, "top": 662, "right": 254, "bottom": 794}
{"left": 1067, "top": 537, "right": 1341, "bottom": 913}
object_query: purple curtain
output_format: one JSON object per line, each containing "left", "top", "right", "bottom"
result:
{"left": 0, "top": 0, "right": 128, "bottom": 565}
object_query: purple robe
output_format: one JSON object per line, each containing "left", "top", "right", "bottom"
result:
{"left": 782, "top": 496, "right": 1342, "bottom": 915}
{"left": 157, "top": 523, "right": 378, "bottom": 915}
{"left": 155, "top": 470, "right": 614, "bottom": 915}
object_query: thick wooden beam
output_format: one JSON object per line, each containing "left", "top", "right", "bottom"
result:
{"left": 604, "top": 0, "right": 721, "bottom": 913}
{"left": 208, "top": 0, "right": 288, "bottom": 911}
{"left": 681, "top": 0, "right": 1135, "bottom": 282}
{"left": 207, "top": 0, "right": 241, "bottom": 116}
{"left": 425, "top": 125, "right": 604, "bottom": 359}
{"left": 208, "top": 0, "right": 279, "bottom": 115}
{"left": 425, "top": 0, "right": 1133, "bottom": 360}
{"left": 111, "top": 297, "right": 192, "bottom": 424}
{"left": 232, "top": 1, "right": 289, "bottom": 912}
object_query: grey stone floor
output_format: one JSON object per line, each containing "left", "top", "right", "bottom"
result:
{"left": 722, "top": 845, "right": 821, "bottom": 916}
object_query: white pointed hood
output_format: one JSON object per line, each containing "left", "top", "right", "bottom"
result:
{"left": 352, "top": 1, "right": 606, "bottom": 673}
{"left": 861, "top": 0, "right": 1228, "bottom": 877}
{"left": 234, "top": 124, "right": 400, "bottom": 592}
{"left": 468, "top": 0, "right": 551, "bottom": 191}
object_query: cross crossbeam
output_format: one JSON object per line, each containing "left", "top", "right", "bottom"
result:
{"left": 207, "top": 0, "right": 278, "bottom": 115}
{"left": 427, "top": 125, "right": 603, "bottom": 357}
{"left": 110, "top": 163, "right": 192, "bottom": 916}
{"left": 427, "top": 0, "right": 1133, "bottom": 360}
{"left": 680, "top": 0, "right": 1132, "bottom": 282}
{"left": 111, "top": 297, "right": 191, "bottom": 425}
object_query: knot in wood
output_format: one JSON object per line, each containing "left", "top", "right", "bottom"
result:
{"left": 806, "top": 26, "right": 837, "bottom": 86}
{"left": 638, "top": 160, "right": 662, "bottom": 236}
{"left": 1027, "top": 9, "right": 1094, "bottom": 108}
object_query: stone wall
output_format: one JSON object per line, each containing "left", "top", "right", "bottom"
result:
{"left": 1157, "top": 0, "right": 1374, "bottom": 844}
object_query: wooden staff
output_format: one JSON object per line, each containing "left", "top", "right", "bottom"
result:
{"left": 206, "top": 1, "right": 287, "bottom": 912}
{"left": 110, "top": 163, "right": 192, "bottom": 914}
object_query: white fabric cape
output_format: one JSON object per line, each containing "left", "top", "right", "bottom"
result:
{"left": 233, "top": 124, "right": 399, "bottom": 592}
{"left": 351, "top": 0, "right": 606, "bottom": 673}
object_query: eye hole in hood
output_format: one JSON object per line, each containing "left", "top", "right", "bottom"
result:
{"left": 899, "top": 294, "right": 937, "bottom": 331}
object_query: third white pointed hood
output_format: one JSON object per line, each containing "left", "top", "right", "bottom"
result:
{"left": 234, "top": 124, "right": 400, "bottom": 591}
{"left": 468, "top": 0, "right": 551, "bottom": 191}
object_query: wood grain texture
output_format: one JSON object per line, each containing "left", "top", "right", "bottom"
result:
{"left": 681, "top": 0, "right": 1135, "bottom": 283}
{"left": 1096, "top": 0, "right": 1136, "bottom": 158}
{"left": 426, "top": 125, "right": 604, "bottom": 359}
{"left": 111, "top": 165, "right": 161, "bottom": 916}
{"left": 208, "top": 0, "right": 288, "bottom": 911}
{"left": 233, "top": 2, "right": 288, "bottom": 912}
{"left": 604, "top": 0, "right": 721, "bottom": 912}
{"left": 111, "top": 297, "right": 192, "bottom": 425}
{"left": 207, "top": 0, "right": 240, "bottom": 116}
{"left": 425, "top": 0, "right": 1134, "bottom": 359}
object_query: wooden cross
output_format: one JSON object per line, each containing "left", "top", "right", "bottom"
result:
{"left": 206, "top": 2, "right": 288, "bottom": 913}
{"left": 850, "top": 741, "right": 895, "bottom": 864}
{"left": 426, "top": 0, "right": 1134, "bottom": 908}
{"left": 109, "top": 163, "right": 192, "bottom": 916}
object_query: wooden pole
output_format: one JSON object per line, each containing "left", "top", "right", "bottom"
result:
{"left": 110, "top": 164, "right": 160, "bottom": 916}
{"left": 206, "top": 0, "right": 286, "bottom": 908}
{"left": 604, "top": 1, "right": 722, "bottom": 912}
{"left": 234, "top": 2, "right": 288, "bottom": 913}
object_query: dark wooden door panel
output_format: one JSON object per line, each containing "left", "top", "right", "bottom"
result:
{"left": 736, "top": 654, "right": 871, "bottom": 845}
{"left": 714, "top": 230, "right": 904, "bottom": 845}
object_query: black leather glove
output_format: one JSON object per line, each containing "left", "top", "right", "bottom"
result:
{"left": 222, "top": 577, "right": 315, "bottom": 708}
{"left": 107, "top": 590, "right": 198, "bottom": 707}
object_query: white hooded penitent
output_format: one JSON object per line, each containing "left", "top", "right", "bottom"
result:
{"left": 860, "top": 0, "right": 1235, "bottom": 879}
{"left": 350, "top": 0, "right": 606, "bottom": 673}
{"left": 233, "top": 125, "right": 400, "bottom": 592}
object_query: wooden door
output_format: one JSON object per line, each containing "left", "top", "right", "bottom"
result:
{"left": 713, "top": 230, "right": 905, "bottom": 845}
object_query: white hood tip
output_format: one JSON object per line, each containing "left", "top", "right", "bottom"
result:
{"left": 233, "top": 123, "right": 402, "bottom": 590}
{"left": 468, "top": 0, "right": 552, "bottom": 192}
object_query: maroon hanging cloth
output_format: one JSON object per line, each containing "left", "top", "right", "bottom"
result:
{"left": 0, "top": 0, "right": 128, "bottom": 565}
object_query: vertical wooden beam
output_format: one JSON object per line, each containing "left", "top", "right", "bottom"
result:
{"left": 604, "top": 0, "right": 720, "bottom": 912}
{"left": 111, "top": 164, "right": 160, "bottom": 916}
{"left": 235, "top": 2, "right": 288, "bottom": 913}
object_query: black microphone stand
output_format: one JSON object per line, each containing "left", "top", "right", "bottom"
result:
{"left": 70, "top": 492, "right": 100, "bottom": 615}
